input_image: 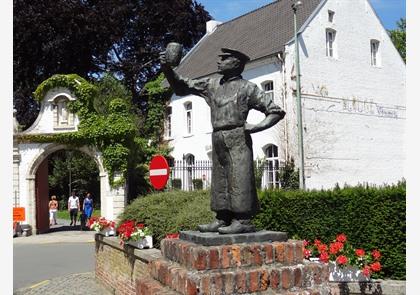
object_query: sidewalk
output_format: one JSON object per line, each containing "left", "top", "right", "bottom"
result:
{"left": 13, "top": 272, "right": 112, "bottom": 295}
{"left": 13, "top": 219, "right": 96, "bottom": 245}
{"left": 14, "top": 220, "right": 112, "bottom": 295}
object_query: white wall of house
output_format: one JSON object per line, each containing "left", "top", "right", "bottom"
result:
{"left": 165, "top": 0, "right": 405, "bottom": 190}
{"left": 283, "top": 0, "right": 405, "bottom": 188}
{"left": 166, "top": 61, "right": 287, "bottom": 162}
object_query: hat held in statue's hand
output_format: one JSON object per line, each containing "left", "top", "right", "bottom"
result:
{"left": 219, "top": 48, "right": 250, "bottom": 63}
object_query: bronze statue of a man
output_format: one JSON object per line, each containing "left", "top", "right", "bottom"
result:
{"left": 160, "top": 46, "right": 285, "bottom": 234}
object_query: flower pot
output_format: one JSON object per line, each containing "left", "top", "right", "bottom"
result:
{"left": 100, "top": 227, "right": 116, "bottom": 237}
{"left": 329, "top": 262, "right": 369, "bottom": 282}
{"left": 128, "top": 235, "right": 153, "bottom": 249}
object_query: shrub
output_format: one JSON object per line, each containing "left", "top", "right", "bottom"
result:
{"left": 117, "top": 190, "right": 213, "bottom": 247}
{"left": 193, "top": 179, "right": 203, "bottom": 190}
{"left": 117, "top": 182, "right": 405, "bottom": 279}
{"left": 253, "top": 181, "right": 406, "bottom": 280}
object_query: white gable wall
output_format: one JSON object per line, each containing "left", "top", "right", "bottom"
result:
{"left": 166, "top": 61, "right": 286, "bottom": 162}
{"left": 284, "top": 0, "right": 405, "bottom": 188}
{"left": 22, "top": 87, "right": 79, "bottom": 135}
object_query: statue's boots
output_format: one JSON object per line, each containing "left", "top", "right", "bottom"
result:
{"left": 197, "top": 219, "right": 227, "bottom": 232}
{"left": 218, "top": 219, "right": 256, "bottom": 234}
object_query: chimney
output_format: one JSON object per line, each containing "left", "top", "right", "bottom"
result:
{"left": 206, "top": 20, "right": 222, "bottom": 34}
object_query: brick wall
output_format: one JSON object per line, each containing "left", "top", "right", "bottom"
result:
{"left": 95, "top": 234, "right": 162, "bottom": 295}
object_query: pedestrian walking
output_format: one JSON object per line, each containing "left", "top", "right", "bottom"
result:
{"left": 82, "top": 192, "right": 94, "bottom": 223}
{"left": 48, "top": 195, "right": 59, "bottom": 226}
{"left": 68, "top": 190, "right": 80, "bottom": 226}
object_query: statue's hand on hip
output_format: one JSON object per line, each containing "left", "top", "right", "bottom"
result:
{"left": 244, "top": 123, "right": 257, "bottom": 133}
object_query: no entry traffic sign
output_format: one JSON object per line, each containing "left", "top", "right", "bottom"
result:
{"left": 149, "top": 155, "right": 170, "bottom": 190}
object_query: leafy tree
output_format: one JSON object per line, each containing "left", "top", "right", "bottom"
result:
{"left": 48, "top": 149, "right": 100, "bottom": 208}
{"left": 389, "top": 18, "right": 406, "bottom": 62}
{"left": 14, "top": 0, "right": 211, "bottom": 128}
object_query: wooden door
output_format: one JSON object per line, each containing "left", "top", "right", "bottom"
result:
{"left": 35, "top": 158, "right": 49, "bottom": 234}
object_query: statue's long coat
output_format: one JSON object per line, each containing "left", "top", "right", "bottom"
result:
{"left": 171, "top": 74, "right": 284, "bottom": 217}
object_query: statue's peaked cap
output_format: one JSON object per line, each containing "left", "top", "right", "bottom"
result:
{"left": 219, "top": 48, "right": 250, "bottom": 63}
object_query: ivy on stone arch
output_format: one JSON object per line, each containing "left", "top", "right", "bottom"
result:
{"left": 17, "top": 73, "right": 171, "bottom": 192}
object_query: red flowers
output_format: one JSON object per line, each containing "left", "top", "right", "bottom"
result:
{"left": 329, "top": 242, "right": 344, "bottom": 255}
{"left": 372, "top": 249, "right": 381, "bottom": 260}
{"left": 116, "top": 220, "right": 152, "bottom": 244}
{"left": 362, "top": 265, "right": 371, "bottom": 276}
{"left": 319, "top": 251, "right": 329, "bottom": 263}
{"left": 336, "top": 255, "right": 348, "bottom": 265}
{"left": 165, "top": 233, "right": 180, "bottom": 239}
{"left": 336, "top": 233, "right": 347, "bottom": 243}
{"left": 370, "top": 261, "right": 382, "bottom": 272}
{"left": 355, "top": 249, "right": 365, "bottom": 257}
{"left": 88, "top": 217, "right": 115, "bottom": 232}
{"left": 302, "top": 233, "right": 383, "bottom": 277}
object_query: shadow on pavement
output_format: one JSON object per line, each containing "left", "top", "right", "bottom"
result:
{"left": 46, "top": 224, "right": 90, "bottom": 233}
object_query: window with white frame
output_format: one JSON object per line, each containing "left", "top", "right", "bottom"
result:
{"left": 326, "top": 29, "right": 336, "bottom": 58}
{"left": 184, "top": 102, "right": 192, "bottom": 135}
{"left": 185, "top": 153, "right": 195, "bottom": 191}
{"left": 264, "top": 144, "right": 280, "bottom": 189}
{"left": 165, "top": 106, "right": 172, "bottom": 138}
{"left": 370, "top": 40, "right": 380, "bottom": 66}
{"left": 262, "top": 81, "right": 274, "bottom": 101}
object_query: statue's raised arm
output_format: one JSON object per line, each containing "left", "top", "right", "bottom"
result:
{"left": 160, "top": 43, "right": 209, "bottom": 98}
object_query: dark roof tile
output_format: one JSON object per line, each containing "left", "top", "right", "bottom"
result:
{"left": 176, "top": 0, "right": 322, "bottom": 79}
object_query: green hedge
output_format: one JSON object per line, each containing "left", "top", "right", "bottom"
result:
{"left": 118, "top": 182, "right": 405, "bottom": 279}
{"left": 253, "top": 181, "right": 406, "bottom": 280}
{"left": 117, "top": 190, "right": 214, "bottom": 245}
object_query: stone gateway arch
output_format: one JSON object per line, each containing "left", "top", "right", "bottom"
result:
{"left": 13, "top": 85, "right": 127, "bottom": 234}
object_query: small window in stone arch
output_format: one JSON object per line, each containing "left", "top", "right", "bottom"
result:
{"left": 261, "top": 81, "right": 274, "bottom": 101}
{"left": 52, "top": 96, "right": 73, "bottom": 128}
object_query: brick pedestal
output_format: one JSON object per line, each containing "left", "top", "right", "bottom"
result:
{"left": 136, "top": 237, "right": 331, "bottom": 295}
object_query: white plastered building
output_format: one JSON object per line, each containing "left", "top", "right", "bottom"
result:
{"left": 163, "top": 0, "right": 405, "bottom": 190}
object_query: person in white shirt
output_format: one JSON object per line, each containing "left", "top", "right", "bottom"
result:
{"left": 68, "top": 190, "right": 80, "bottom": 226}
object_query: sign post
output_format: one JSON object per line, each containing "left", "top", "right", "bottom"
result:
{"left": 149, "top": 155, "right": 170, "bottom": 190}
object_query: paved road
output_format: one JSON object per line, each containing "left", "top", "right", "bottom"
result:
{"left": 13, "top": 219, "right": 112, "bottom": 295}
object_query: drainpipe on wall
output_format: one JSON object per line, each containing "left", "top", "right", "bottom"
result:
{"left": 292, "top": 0, "right": 306, "bottom": 190}
{"left": 277, "top": 52, "right": 289, "bottom": 165}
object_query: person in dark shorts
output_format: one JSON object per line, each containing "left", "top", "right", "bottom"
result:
{"left": 68, "top": 190, "right": 80, "bottom": 226}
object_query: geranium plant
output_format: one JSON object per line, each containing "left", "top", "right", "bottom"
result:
{"left": 88, "top": 217, "right": 115, "bottom": 232}
{"left": 303, "top": 233, "right": 382, "bottom": 277}
{"left": 116, "top": 220, "right": 152, "bottom": 244}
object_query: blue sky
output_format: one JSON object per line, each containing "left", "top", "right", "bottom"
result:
{"left": 196, "top": 0, "right": 406, "bottom": 30}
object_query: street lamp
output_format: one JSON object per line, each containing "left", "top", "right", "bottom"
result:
{"left": 292, "top": 0, "right": 306, "bottom": 190}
